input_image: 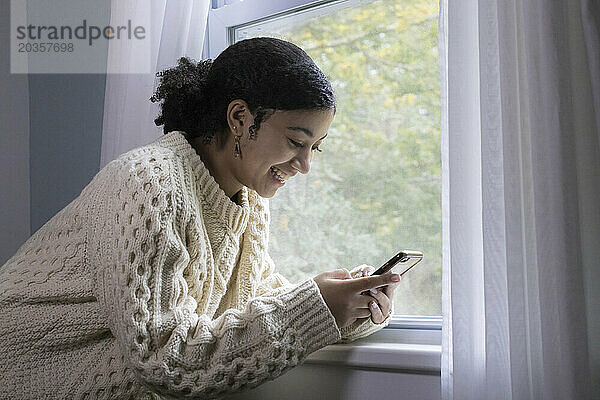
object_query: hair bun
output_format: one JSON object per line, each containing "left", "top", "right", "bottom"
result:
{"left": 197, "top": 58, "right": 212, "bottom": 75}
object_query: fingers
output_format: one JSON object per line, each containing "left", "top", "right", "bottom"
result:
{"left": 355, "top": 288, "right": 392, "bottom": 323}
{"left": 381, "top": 280, "right": 400, "bottom": 297}
{"left": 356, "top": 309, "right": 372, "bottom": 319}
{"left": 380, "top": 270, "right": 401, "bottom": 294}
{"left": 351, "top": 272, "right": 401, "bottom": 292}
{"left": 368, "top": 299, "right": 385, "bottom": 324}
{"left": 367, "top": 288, "right": 391, "bottom": 319}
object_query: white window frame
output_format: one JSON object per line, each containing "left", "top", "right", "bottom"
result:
{"left": 207, "top": 0, "right": 441, "bottom": 373}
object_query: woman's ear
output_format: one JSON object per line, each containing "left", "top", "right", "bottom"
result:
{"left": 226, "top": 99, "right": 251, "bottom": 133}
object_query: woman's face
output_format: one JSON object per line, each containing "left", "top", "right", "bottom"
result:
{"left": 229, "top": 108, "right": 334, "bottom": 198}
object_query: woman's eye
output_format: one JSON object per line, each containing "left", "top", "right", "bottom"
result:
{"left": 288, "top": 138, "right": 323, "bottom": 152}
{"left": 288, "top": 138, "right": 303, "bottom": 148}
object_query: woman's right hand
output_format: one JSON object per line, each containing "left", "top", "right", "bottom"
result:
{"left": 312, "top": 269, "right": 400, "bottom": 330}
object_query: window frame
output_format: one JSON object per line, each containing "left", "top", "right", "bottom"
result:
{"left": 207, "top": 0, "right": 441, "bottom": 371}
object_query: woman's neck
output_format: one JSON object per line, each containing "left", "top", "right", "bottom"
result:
{"left": 189, "top": 136, "right": 243, "bottom": 199}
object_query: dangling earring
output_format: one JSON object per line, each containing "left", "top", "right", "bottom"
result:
{"left": 233, "top": 126, "right": 242, "bottom": 158}
{"left": 248, "top": 124, "right": 257, "bottom": 141}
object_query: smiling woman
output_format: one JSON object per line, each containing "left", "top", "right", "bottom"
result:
{"left": 190, "top": 107, "right": 333, "bottom": 199}
{"left": 0, "top": 37, "right": 400, "bottom": 399}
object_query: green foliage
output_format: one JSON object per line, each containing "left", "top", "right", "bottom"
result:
{"left": 246, "top": 0, "right": 441, "bottom": 315}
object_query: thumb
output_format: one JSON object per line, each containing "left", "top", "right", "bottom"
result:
{"left": 329, "top": 268, "right": 352, "bottom": 279}
{"left": 361, "top": 265, "right": 376, "bottom": 277}
{"left": 350, "top": 272, "right": 401, "bottom": 292}
{"left": 349, "top": 264, "right": 374, "bottom": 278}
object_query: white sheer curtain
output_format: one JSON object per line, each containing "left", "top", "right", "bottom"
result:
{"left": 440, "top": 0, "right": 600, "bottom": 398}
{"left": 583, "top": 1, "right": 600, "bottom": 146}
{"left": 100, "top": 0, "right": 211, "bottom": 169}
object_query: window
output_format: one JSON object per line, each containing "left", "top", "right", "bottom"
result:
{"left": 209, "top": 0, "right": 441, "bottom": 317}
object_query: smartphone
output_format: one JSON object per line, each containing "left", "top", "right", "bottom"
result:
{"left": 371, "top": 250, "right": 423, "bottom": 277}
{"left": 361, "top": 250, "right": 423, "bottom": 295}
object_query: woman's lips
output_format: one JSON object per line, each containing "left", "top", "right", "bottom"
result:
{"left": 269, "top": 166, "right": 286, "bottom": 185}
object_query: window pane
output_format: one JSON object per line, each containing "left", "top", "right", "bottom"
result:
{"left": 233, "top": 0, "right": 441, "bottom": 315}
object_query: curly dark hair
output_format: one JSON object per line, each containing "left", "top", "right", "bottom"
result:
{"left": 150, "top": 37, "right": 336, "bottom": 148}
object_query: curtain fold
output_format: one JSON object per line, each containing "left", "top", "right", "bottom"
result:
{"left": 578, "top": 2, "right": 600, "bottom": 397}
{"left": 441, "top": 0, "right": 600, "bottom": 398}
{"left": 582, "top": 0, "right": 600, "bottom": 145}
{"left": 100, "top": 0, "right": 210, "bottom": 168}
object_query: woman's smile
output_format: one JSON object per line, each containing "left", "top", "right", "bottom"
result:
{"left": 269, "top": 166, "right": 288, "bottom": 186}
{"left": 269, "top": 164, "right": 301, "bottom": 188}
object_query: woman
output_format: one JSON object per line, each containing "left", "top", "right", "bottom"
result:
{"left": 0, "top": 37, "right": 400, "bottom": 399}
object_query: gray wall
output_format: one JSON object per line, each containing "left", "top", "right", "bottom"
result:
{"left": 1, "top": 0, "right": 31, "bottom": 266}
{"left": 0, "top": 0, "right": 108, "bottom": 265}
{"left": 28, "top": 73, "right": 106, "bottom": 232}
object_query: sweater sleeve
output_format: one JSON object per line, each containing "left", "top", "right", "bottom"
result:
{"left": 88, "top": 158, "right": 341, "bottom": 399}
{"left": 255, "top": 257, "right": 393, "bottom": 343}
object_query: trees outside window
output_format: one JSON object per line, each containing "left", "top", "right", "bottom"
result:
{"left": 235, "top": 0, "right": 441, "bottom": 315}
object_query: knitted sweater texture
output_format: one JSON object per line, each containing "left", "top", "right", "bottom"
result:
{"left": 0, "top": 130, "right": 390, "bottom": 399}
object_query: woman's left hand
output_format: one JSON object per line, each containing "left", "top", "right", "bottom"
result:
{"left": 353, "top": 264, "right": 401, "bottom": 324}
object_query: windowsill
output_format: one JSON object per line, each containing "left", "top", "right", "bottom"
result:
{"left": 304, "top": 316, "right": 442, "bottom": 374}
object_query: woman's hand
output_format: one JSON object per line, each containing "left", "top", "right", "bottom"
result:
{"left": 354, "top": 264, "right": 402, "bottom": 324}
{"left": 313, "top": 268, "right": 401, "bottom": 330}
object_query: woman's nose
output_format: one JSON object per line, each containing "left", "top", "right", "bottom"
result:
{"left": 290, "top": 150, "right": 312, "bottom": 174}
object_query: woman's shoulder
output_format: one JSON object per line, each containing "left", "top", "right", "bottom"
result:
{"left": 111, "top": 138, "right": 180, "bottom": 174}
{"left": 95, "top": 135, "right": 187, "bottom": 187}
{"left": 79, "top": 139, "right": 189, "bottom": 220}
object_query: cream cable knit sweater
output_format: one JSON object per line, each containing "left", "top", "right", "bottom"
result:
{"left": 0, "top": 130, "right": 391, "bottom": 399}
